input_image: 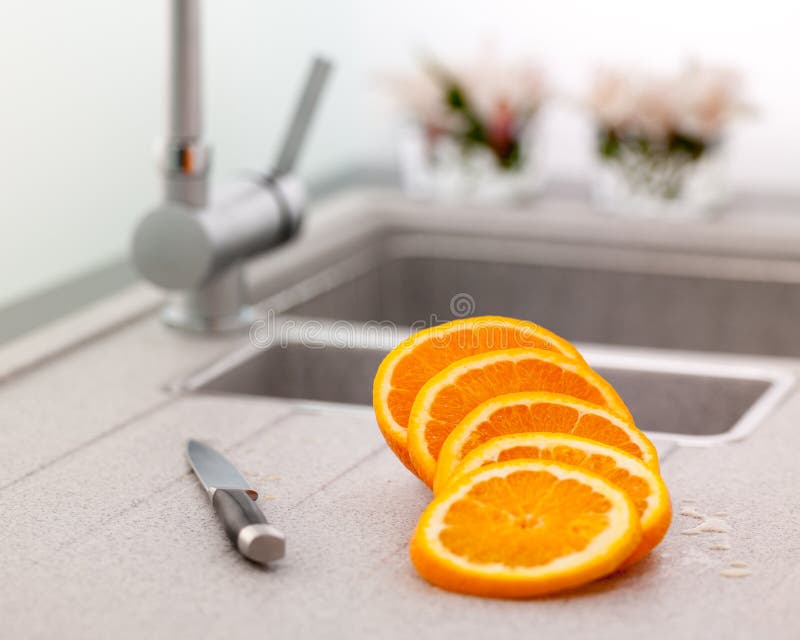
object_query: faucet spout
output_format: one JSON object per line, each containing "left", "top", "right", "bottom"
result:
{"left": 170, "top": 0, "right": 202, "bottom": 142}
{"left": 163, "top": 0, "right": 209, "bottom": 208}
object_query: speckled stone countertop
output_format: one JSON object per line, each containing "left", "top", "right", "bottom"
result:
{"left": 2, "top": 189, "right": 800, "bottom": 639}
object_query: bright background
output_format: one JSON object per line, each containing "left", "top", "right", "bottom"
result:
{"left": 1, "top": 0, "right": 798, "bottom": 309}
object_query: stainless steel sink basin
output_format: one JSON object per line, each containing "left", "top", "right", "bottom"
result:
{"left": 267, "top": 230, "right": 800, "bottom": 358}
{"left": 180, "top": 326, "right": 794, "bottom": 447}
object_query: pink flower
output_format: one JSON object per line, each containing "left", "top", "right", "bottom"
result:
{"left": 487, "top": 99, "right": 515, "bottom": 159}
{"left": 382, "top": 47, "right": 547, "bottom": 137}
{"left": 458, "top": 48, "right": 547, "bottom": 125}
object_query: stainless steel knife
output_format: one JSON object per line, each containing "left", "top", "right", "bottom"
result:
{"left": 186, "top": 439, "right": 285, "bottom": 565}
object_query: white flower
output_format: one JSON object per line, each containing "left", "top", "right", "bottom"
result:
{"left": 588, "top": 63, "right": 747, "bottom": 144}
{"left": 379, "top": 70, "right": 459, "bottom": 132}
{"left": 589, "top": 70, "right": 635, "bottom": 130}
{"left": 672, "top": 64, "right": 743, "bottom": 142}
{"left": 590, "top": 69, "right": 674, "bottom": 141}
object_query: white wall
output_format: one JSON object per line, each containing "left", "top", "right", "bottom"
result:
{"left": 352, "top": 0, "right": 800, "bottom": 194}
{"left": 0, "top": 0, "right": 362, "bottom": 308}
{"left": 1, "top": 0, "right": 799, "bottom": 309}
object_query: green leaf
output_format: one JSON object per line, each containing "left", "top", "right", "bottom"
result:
{"left": 598, "top": 129, "right": 621, "bottom": 159}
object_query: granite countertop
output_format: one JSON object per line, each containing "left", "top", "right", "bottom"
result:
{"left": 2, "top": 189, "right": 800, "bottom": 639}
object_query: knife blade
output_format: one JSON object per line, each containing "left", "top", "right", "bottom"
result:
{"left": 186, "top": 439, "right": 285, "bottom": 565}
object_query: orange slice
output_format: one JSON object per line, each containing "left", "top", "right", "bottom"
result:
{"left": 441, "top": 433, "right": 671, "bottom": 566}
{"left": 433, "top": 391, "right": 658, "bottom": 492}
{"left": 410, "top": 459, "right": 642, "bottom": 598}
{"left": 372, "top": 317, "right": 585, "bottom": 473}
{"left": 407, "top": 348, "right": 634, "bottom": 487}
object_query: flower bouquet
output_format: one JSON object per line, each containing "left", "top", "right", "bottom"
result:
{"left": 386, "top": 51, "right": 547, "bottom": 203}
{"left": 589, "top": 63, "right": 747, "bottom": 218}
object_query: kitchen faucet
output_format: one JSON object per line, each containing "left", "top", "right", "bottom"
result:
{"left": 132, "top": 0, "right": 331, "bottom": 332}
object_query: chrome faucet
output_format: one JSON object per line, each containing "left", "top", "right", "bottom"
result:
{"left": 132, "top": 0, "right": 331, "bottom": 332}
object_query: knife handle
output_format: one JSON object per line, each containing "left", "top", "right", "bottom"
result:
{"left": 211, "top": 489, "right": 285, "bottom": 565}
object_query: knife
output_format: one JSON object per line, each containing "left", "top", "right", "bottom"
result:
{"left": 186, "top": 439, "right": 285, "bottom": 565}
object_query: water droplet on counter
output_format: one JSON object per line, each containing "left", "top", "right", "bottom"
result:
{"left": 721, "top": 567, "right": 751, "bottom": 578}
{"left": 682, "top": 517, "right": 731, "bottom": 536}
{"left": 720, "top": 561, "right": 751, "bottom": 578}
{"left": 678, "top": 502, "right": 739, "bottom": 567}
{"left": 680, "top": 506, "right": 704, "bottom": 519}
{"left": 708, "top": 535, "right": 732, "bottom": 551}
{"left": 245, "top": 472, "right": 281, "bottom": 480}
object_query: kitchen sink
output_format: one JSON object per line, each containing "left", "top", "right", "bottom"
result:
{"left": 180, "top": 326, "right": 794, "bottom": 447}
{"left": 177, "top": 204, "right": 800, "bottom": 449}
{"left": 263, "top": 229, "right": 800, "bottom": 358}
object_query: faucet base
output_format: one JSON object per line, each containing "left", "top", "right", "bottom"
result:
{"left": 160, "top": 263, "right": 256, "bottom": 333}
{"left": 161, "top": 302, "right": 256, "bottom": 333}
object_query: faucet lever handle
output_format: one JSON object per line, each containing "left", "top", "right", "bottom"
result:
{"left": 271, "top": 56, "right": 333, "bottom": 177}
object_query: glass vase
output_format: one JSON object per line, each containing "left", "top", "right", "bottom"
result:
{"left": 591, "top": 144, "right": 728, "bottom": 219}
{"left": 398, "top": 122, "right": 544, "bottom": 205}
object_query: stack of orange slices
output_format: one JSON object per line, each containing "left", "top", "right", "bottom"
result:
{"left": 373, "top": 316, "right": 671, "bottom": 598}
